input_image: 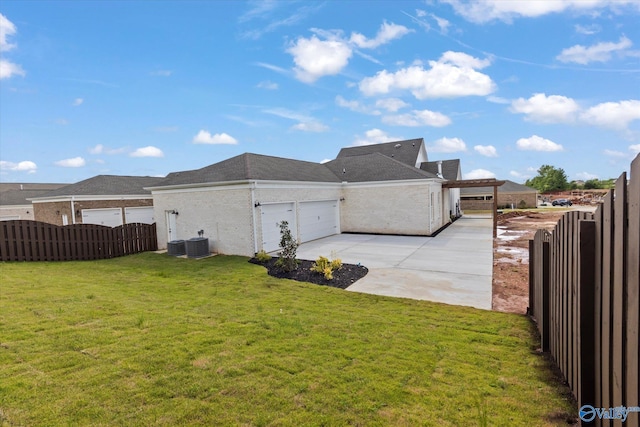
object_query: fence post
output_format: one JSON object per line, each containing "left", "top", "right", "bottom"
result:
{"left": 579, "top": 220, "right": 597, "bottom": 411}
{"left": 541, "top": 238, "right": 550, "bottom": 352}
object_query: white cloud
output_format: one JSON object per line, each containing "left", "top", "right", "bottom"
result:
{"left": 0, "top": 60, "right": 25, "bottom": 79}
{"left": 72, "top": 98, "right": 84, "bottom": 106}
{"left": 630, "top": 144, "right": 640, "bottom": 154}
{"left": 0, "top": 13, "right": 17, "bottom": 51}
{"left": 442, "top": 0, "right": 640, "bottom": 24}
{"left": 193, "top": 130, "right": 238, "bottom": 145}
{"left": 375, "top": 98, "right": 409, "bottom": 112}
{"left": 510, "top": 170, "right": 532, "bottom": 180}
{"left": 510, "top": 93, "right": 580, "bottom": 123}
{"left": 428, "top": 137, "right": 467, "bottom": 153}
{"left": 516, "top": 135, "right": 564, "bottom": 152}
{"left": 575, "top": 172, "right": 599, "bottom": 180}
{"left": 474, "top": 145, "right": 498, "bottom": 157}
{"left": 464, "top": 169, "right": 496, "bottom": 179}
{"left": 486, "top": 95, "right": 510, "bottom": 104}
{"left": 257, "top": 80, "right": 278, "bottom": 90}
{"left": 88, "top": 144, "right": 128, "bottom": 155}
{"left": 0, "top": 14, "right": 24, "bottom": 79}
{"left": 556, "top": 36, "right": 634, "bottom": 64}
{"left": 55, "top": 157, "right": 86, "bottom": 167}
{"left": 382, "top": 109, "right": 451, "bottom": 127}
{"left": 352, "top": 128, "right": 403, "bottom": 146}
{"left": 349, "top": 21, "right": 412, "bottom": 49}
{"left": 335, "top": 95, "right": 380, "bottom": 115}
{"left": 580, "top": 100, "right": 640, "bottom": 130}
{"left": 320, "top": 158, "right": 332, "bottom": 164}
{"left": 287, "top": 34, "right": 352, "bottom": 83}
{"left": 603, "top": 149, "right": 628, "bottom": 158}
{"left": 359, "top": 51, "right": 495, "bottom": 99}
{"left": 0, "top": 160, "right": 37, "bottom": 173}
{"left": 291, "top": 121, "right": 328, "bottom": 132}
{"left": 574, "top": 24, "right": 600, "bottom": 35}
{"left": 130, "top": 146, "right": 164, "bottom": 158}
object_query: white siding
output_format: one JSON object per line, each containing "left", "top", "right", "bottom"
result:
{"left": 153, "top": 186, "right": 254, "bottom": 256}
{"left": 341, "top": 181, "right": 443, "bottom": 235}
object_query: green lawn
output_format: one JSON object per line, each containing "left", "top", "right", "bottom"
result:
{"left": 0, "top": 253, "right": 574, "bottom": 426}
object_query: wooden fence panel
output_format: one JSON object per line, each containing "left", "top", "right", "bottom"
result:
{"left": 627, "top": 155, "right": 640, "bottom": 423}
{"left": 612, "top": 173, "right": 627, "bottom": 410}
{"left": 0, "top": 221, "right": 157, "bottom": 262}
{"left": 529, "top": 154, "right": 638, "bottom": 426}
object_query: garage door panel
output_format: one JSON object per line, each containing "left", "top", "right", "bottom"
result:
{"left": 82, "top": 208, "right": 123, "bottom": 227}
{"left": 261, "top": 203, "right": 296, "bottom": 253}
{"left": 125, "top": 207, "right": 155, "bottom": 224}
{"left": 299, "top": 200, "right": 338, "bottom": 243}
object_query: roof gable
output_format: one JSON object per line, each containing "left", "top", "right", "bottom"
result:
{"left": 336, "top": 139, "right": 426, "bottom": 167}
{"left": 420, "top": 159, "right": 461, "bottom": 180}
{"left": 325, "top": 153, "right": 438, "bottom": 182}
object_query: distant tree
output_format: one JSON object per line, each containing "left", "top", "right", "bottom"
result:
{"left": 583, "top": 179, "right": 601, "bottom": 190}
{"left": 525, "top": 165, "right": 569, "bottom": 192}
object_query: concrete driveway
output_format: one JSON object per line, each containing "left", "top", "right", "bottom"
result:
{"left": 296, "top": 215, "right": 493, "bottom": 310}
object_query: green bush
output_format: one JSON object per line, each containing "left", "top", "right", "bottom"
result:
{"left": 275, "top": 221, "right": 298, "bottom": 272}
{"left": 311, "top": 255, "right": 342, "bottom": 280}
{"left": 255, "top": 250, "right": 271, "bottom": 263}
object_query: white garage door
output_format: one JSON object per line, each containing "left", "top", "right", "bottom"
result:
{"left": 125, "top": 207, "right": 155, "bottom": 224}
{"left": 82, "top": 208, "right": 123, "bottom": 227}
{"left": 261, "top": 202, "right": 296, "bottom": 253}
{"left": 299, "top": 200, "right": 339, "bottom": 243}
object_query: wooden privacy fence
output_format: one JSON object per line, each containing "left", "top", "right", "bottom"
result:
{"left": 529, "top": 154, "right": 639, "bottom": 426}
{"left": 0, "top": 220, "right": 157, "bottom": 261}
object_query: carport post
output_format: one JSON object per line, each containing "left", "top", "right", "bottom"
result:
{"left": 493, "top": 185, "right": 498, "bottom": 238}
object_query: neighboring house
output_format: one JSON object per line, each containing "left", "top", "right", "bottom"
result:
{"left": 0, "top": 183, "right": 67, "bottom": 221}
{"left": 29, "top": 175, "right": 163, "bottom": 226}
{"left": 460, "top": 180, "right": 538, "bottom": 210}
{"left": 148, "top": 139, "right": 453, "bottom": 257}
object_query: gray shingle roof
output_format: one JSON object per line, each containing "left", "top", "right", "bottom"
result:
{"left": 460, "top": 180, "right": 537, "bottom": 195}
{"left": 420, "top": 159, "right": 461, "bottom": 180}
{"left": 0, "top": 189, "right": 61, "bottom": 206}
{"left": 31, "top": 175, "right": 163, "bottom": 198}
{"left": 0, "top": 182, "right": 66, "bottom": 193}
{"left": 336, "top": 139, "right": 425, "bottom": 167}
{"left": 157, "top": 153, "right": 342, "bottom": 187}
{"left": 324, "top": 153, "right": 438, "bottom": 182}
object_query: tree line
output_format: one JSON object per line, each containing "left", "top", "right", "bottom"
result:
{"left": 524, "top": 165, "right": 615, "bottom": 193}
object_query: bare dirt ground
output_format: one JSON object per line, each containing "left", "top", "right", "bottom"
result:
{"left": 492, "top": 210, "right": 567, "bottom": 313}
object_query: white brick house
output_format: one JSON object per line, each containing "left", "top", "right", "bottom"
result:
{"left": 148, "top": 139, "right": 458, "bottom": 257}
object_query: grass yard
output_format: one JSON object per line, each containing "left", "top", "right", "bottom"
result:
{"left": 0, "top": 253, "right": 575, "bottom": 426}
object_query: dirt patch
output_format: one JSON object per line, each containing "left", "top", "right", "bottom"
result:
{"left": 249, "top": 257, "right": 369, "bottom": 289}
{"left": 492, "top": 210, "right": 566, "bottom": 313}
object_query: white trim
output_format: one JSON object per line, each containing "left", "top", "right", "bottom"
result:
{"left": 342, "top": 179, "right": 440, "bottom": 189}
{"left": 30, "top": 194, "right": 153, "bottom": 203}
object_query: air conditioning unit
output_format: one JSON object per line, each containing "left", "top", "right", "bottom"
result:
{"left": 167, "top": 240, "right": 186, "bottom": 256}
{"left": 186, "top": 237, "right": 209, "bottom": 258}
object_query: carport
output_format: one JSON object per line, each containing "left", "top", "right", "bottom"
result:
{"left": 443, "top": 178, "right": 505, "bottom": 238}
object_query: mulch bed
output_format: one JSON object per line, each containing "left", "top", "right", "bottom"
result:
{"left": 249, "top": 257, "right": 368, "bottom": 289}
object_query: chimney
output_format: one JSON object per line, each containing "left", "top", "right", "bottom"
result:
{"left": 436, "top": 161, "right": 444, "bottom": 179}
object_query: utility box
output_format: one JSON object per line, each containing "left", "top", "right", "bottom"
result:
{"left": 186, "top": 237, "right": 209, "bottom": 258}
{"left": 167, "top": 240, "right": 186, "bottom": 256}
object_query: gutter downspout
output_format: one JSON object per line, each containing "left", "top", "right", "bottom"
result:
{"left": 71, "top": 196, "right": 76, "bottom": 224}
{"left": 250, "top": 181, "right": 259, "bottom": 255}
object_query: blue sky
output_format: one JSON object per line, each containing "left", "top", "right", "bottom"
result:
{"left": 1, "top": 0, "right": 639, "bottom": 184}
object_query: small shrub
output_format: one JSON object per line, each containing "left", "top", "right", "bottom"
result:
{"left": 311, "top": 255, "right": 342, "bottom": 280}
{"left": 255, "top": 250, "right": 271, "bottom": 263}
{"left": 275, "top": 221, "right": 298, "bottom": 272}
{"left": 518, "top": 200, "right": 527, "bottom": 209}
